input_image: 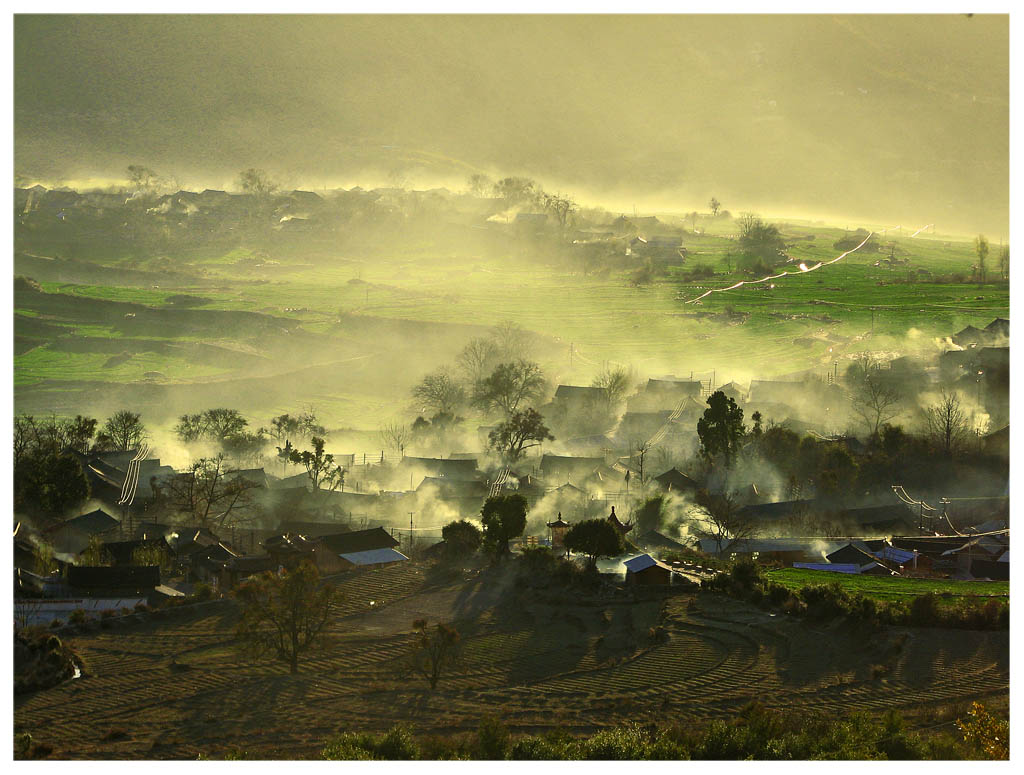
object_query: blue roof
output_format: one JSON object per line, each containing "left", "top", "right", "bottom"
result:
{"left": 792, "top": 563, "right": 861, "bottom": 574}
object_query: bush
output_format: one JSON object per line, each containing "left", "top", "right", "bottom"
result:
{"left": 322, "top": 725, "right": 419, "bottom": 760}
{"left": 475, "top": 716, "right": 510, "bottom": 759}
{"left": 376, "top": 725, "right": 420, "bottom": 760}
{"left": 582, "top": 724, "right": 654, "bottom": 759}
{"left": 68, "top": 609, "right": 88, "bottom": 625}
{"left": 100, "top": 609, "right": 117, "bottom": 619}
{"left": 193, "top": 582, "right": 215, "bottom": 602}
{"left": 909, "top": 593, "right": 942, "bottom": 627}
{"left": 49, "top": 619, "right": 63, "bottom": 629}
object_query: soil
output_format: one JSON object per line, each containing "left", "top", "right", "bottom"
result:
{"left": 13, "top": 561, "right": 1009, "bottom": 759}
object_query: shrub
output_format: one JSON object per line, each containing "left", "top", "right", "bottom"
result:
{"left": 322, "top": 726, "right": 419, "bottom": 760}
{"left": 68, "top": 609, "right": 88, "bottom": 625}
{"left": 475, "top": 716, "right": 510, "bottom": 760}
{"left": 909, "top": 592, "right": 942, "bottom": 627}
{"left": 100, "top": 609, "right": 117, "bottom": 619}
{"left": 49, "top": 619, "right": 63, "bottom": 629}
{"left": 956, "top": 702, "right": 1009, "bottom": 759}
{"left": 193, "top": 582, "right": 215, "bottom": 602}
{"left": 582, "top": 724, "right": 651, "bottom": 759}
{"left": 375, "top": 725, "right": 420, "bottom": 760}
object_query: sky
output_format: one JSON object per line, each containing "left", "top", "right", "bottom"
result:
{"left": 13, "top": 14, "right": 1009, "bottom": 235}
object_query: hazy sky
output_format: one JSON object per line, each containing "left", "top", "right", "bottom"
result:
{"left": 14, "top": 14, "right": 1008, "bottom": 234}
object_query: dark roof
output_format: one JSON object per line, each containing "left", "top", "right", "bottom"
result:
{"left": 969, "top": 558, "right": 1009, "bottom": 581}
{"left": 546, "top": 514, "right": 571, "bottom": 528}
{"left": 607, "top": 506, "right": 633, "bottom": 535}
{"left": 635, "top": 530, "right": 687, "bottom": 552}
{"left": 277, "top": 521, "right": 352, "bottom": 537}
{"left": 398, "top": 457, "right": 479, "bottom": 480}
{"left": 653, "top": 467, "right": 698, "bottom": 492}
{"left": 554, "top": 384, "right": 605, "bottom": 401}
{"left": 226, "top": 468, "right": 271, "bottom": 488}
{"left": 318, "top": 527, "right": 399, "bottom": 555}
{"left": 891, "top": 535, "right": 972, "bottom": 556}
{"left": 263, "top": 533, "right": 320, "bottom": 554}
{"left": 62, "top": 509, "right": 120, "bottom": 536}
{"left": 100, "top": 538, "right": 170, "bottom": 565}
{"left": 134, "top": 521, "right": 176, "bottom": 541}
{"left": 739, "top": 499, "right": 814, "bottom": 521}
{"left": 539, "top": 455, "right": 605, "bottom": 481}
{"left": 826, "top": 543, "right": 879, "bottom": 566}
{"left": 67, "top": 565, "right": 161, "bottom": 594}
{"left": 952, "top": 325, "right": 986, "bottom": 344}
{"left": 416, "top": 476, "right": 489, "bottom": 499}
{"left": 839, "top": 504, "right": 917, "bottom": 532}
{"left": 645, "top": 379, "right": 701, "bottom": 396}
{"left": 225, "top": 555, "right": 278, "bottom": 575}
{"left": 985, "top": 317, "right": 1009, "bottom": 336}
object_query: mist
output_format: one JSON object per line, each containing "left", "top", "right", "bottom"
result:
{"left": 14, "top": 14, "right": 1008, "bottom": 236}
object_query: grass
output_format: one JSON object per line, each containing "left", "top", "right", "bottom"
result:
{"left": 14, "top": 346, "right": 230, "bottom": 386}
{"left": 14, "top": 219, "right": 1008, "bottom": 428}
{"left": 766, "top": 568, "right": 1008, "bottom": 603}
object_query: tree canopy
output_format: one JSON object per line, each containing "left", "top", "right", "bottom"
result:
{"left": 473, "top": 361, "right": 547, "bottom": 417}
{"left": 697, "top": 391, "right": 746, "bottom": 468}
{"left": 564, "top": 518, "right": 624, "bottom": 568}
{"left": 234, "top": 561, "right": 340, "bottom": 674}
{"left": 480, "top": 494, "right": 528, "bottom": 557}
{"left": 487, "top": 408, "right": 553, "bottom": 462}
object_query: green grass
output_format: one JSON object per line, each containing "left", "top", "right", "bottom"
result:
{"left": 14, "top": 346, "right": 230, "bottom": 386}
{"left": 14, "top": 219, "right": 1009, "bottom": 428}
{"left": 766, "top": 568, "right": 1008, "bottom": 603}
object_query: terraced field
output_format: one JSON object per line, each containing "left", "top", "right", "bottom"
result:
{"left": 14, "top": 564, "right": 1008, "bottom": 759}
{"left": 14, "top": 219, "right": 1008, "bottom": 433}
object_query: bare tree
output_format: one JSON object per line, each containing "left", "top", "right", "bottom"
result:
{"left": 541, "top": 192, "right": 578, "bottom": 230}
{"left": 694, "top": 492, "right": 755, "bottom": 554}
{"left": 591, "top": 365, "right": 633, "bottom": 415}
{"left": 126, "top": 164, "right": 157, "bottom": 192}
{"left": 630, "top": 437, "right": 654, "bottom": 489}
{"left": 409, "top": 619, "right": 461, "bottom": 690}
{"left": 160, "top": 455, "right": 261, "bottom": 530}
{"left": 472, "top": 360, "right": 547, "bottom": 417}
{"left": 845, "top": 356, "right": 902, "bottom": 436}
{"left": 923, "top": 390, "right": 969, "bottom": 456}
{"left": 456, "top": 336, "right": 500, "bottom": 382}
{"left": 98, "top": 410, "right": 148, "bottom": 451}
{"left": 975, "top": 234, "right": 989, "bottom": 282}
{"left": 379, "top": 422, "right": 411, "bottom": 457}
{"left": 237, "top": 168, "right": 278, "bottom": 198}
{"left": 709, "top": 197, "right": 721, "bottom": 217}
{"left": 466, "top": 173, "right": 492, "bottom": 197}
{"left": 411, "top": 369, "right": 467, "bottom": 415}
{"left": 998, "top": 244, "right": 1009, "bottom": 281}
{"left": 489, "top": 321, "right": 532, "bottom": 362}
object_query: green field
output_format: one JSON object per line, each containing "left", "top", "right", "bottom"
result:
{"left": 766, "top": 568, "right": 1008, "bottom": 603}
{"left": 14, "top": 218, "right": 1009, "bottom": 430}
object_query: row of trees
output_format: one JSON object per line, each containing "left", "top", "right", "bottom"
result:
{"left": 14, "top": 410, "right": 147, "bottom": 517}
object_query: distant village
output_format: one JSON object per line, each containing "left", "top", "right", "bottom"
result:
{"left": 14, "top": 307, "right": 1008, "bottom": 625}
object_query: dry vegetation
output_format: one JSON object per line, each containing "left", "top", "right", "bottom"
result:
{"left": 13, "top": 561, "right": 1008, "bottom": 759}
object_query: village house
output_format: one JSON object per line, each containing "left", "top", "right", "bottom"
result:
{"left": 624, "top": 553, "right": 674, "bottom": 585}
